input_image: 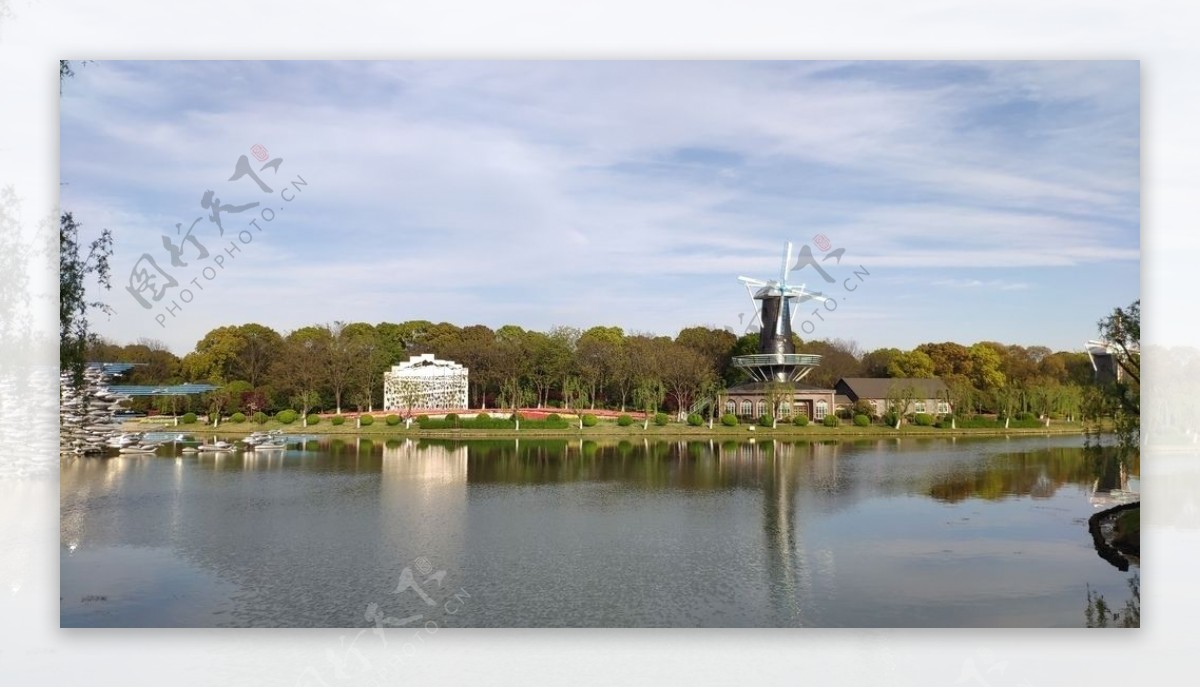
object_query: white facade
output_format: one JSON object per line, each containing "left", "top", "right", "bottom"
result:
{"left": 383, "top": 354, "right": 468, "bottom": 411}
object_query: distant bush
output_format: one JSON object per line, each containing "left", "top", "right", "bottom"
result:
{"left": 758, "top": 414, "right": 775, "bottom": 427}
{"left": 306, "top": 413, "right": 320, "bottom": 426}
{"left": 475, "top": 412, "right": 490, "bottom": 422}
{"left": 359, "top": 414, "right": 374, "bottom": 426}
{"left": 230, "top": 412, "right": 246, "bottom": 423}
{"left": 1015, "top": 411, "right": 1036, "bottom": 421}
{"left": 385, "top": 414, "right": 401, "bottom": 426}
{"left": 416, "top": 415, "right": 429, "bottom": 423}
{"left": 882, "top": 411, "right": 899, "bottom": 427}
{"left": 686, "top": 413, "right": 704, "bottom": 427}
{"left": 545, "top": 413, "right": 562, "bottom": 423}
{"left": 853, "top": 414, "right": 870, "bottom": 427}
{"left": 852, "top": 400, "right": 876, "bottom": 419}
{"left": 276, "top": 409, "right": 298, "bottom": 424}
{"left": 793, "top": 414, "right": 809, "bottom": 427}
{"left": 582, "top": 414, "right": 598, "bottom": 427}
{"left": 654, "top": 412, "right": 669, "bottom": 426}
{"left": 721, "top": 413, "right": 738, "bottom": 427}
{"left": 445, "top": 413, "right": 459, "bottom": 426}
{"left": 914, "top": 413, "right": 934, "bottom": 426}
{"left": 617, "top": 414, "right": 634, "bottom": 427}
{"left": 181, "top": 412, "right": 198, "bottom": 424}
{"left": 836, "top": 408, "right": 853, "bottom": 420}
{"left": 822, "top": 415, "right": 839, "bottom": 428}
{"left": 331, "top": 415, "right": 345, "bottom": 426}
{"left": 252, "top": 411, "right": 268, "bottom": 424}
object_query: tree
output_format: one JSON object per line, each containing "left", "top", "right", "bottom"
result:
{"left": 885, "top": 382, "right": 917, "bottom": 429}
{"left": 291, "top": 390, "right": 321, "bottom": 427}
{"left": 660, "top": 342, "right": 712, "bottom": 419}
{"left": 59, "top": 212, "right": 113, "bottom": 386}
{"left": 1097, "top": 300, "right": 1140, "bottom": 445}
{"left": 887, "top": 349, "right": 935, "bottom": 378}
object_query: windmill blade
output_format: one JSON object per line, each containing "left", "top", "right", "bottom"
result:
{"left": 780, "top": 242, "right": 793, "bottom": 284}
{"left": 737, "top": 276, "right": 768, "bottom": 287}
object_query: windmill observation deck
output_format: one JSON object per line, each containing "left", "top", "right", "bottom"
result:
{"left": 732, "top": 353, "right": 822, "bottom": 383}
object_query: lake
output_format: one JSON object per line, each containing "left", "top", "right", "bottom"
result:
{"left": 60, "top": 433, "right": 1138, "bottom": 627}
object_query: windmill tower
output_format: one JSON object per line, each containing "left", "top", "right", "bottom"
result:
{"left": 732, "top": 243, "right": 823, "bottom": 384}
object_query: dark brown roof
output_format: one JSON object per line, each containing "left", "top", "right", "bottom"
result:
{"left": 836, "top": 377, "right": 948, "bottom": 399}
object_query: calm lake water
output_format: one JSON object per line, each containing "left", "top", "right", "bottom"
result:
{"left": 60, "top": 434, "right": 1138, "bottom": 627}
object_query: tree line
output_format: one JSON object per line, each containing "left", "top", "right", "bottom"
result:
{"left": 89, "top": 318, "right": 1111, "bottom": 421}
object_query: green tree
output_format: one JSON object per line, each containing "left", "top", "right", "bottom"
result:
{"left": 59, "top": 212, "right": 112, "bottom": 386}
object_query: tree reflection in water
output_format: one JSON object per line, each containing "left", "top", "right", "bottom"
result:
{"left": 1086, "top": 574, "right": 1140, "bottom": 628}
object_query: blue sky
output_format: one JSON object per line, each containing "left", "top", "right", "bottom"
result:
{"left": 59, "top": 61, "right": 1139, "bottom": 356}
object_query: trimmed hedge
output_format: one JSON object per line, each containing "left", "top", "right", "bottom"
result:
{"left": 721, "top": 413, "right": 738, "bottom": 427}
{"left": 822, "top": 415, "right": 839, "bottom": 427}
{"left": 276, "top": 409, "right": 298, "bottom": 424}
{"left": 181, "top": 412, "right": 198, "bottom": 424}
{"left": 654, "top": 412, "right": 669, "bottom": 426}
{"left": 686, "top": 413, "right": 704, "bottom": 427}
{"left": 617, "top": 414, "right": 634, "bottom": 427}
{"left": 306, "top": 413, "right": 320, "bottom": 426}
{"left": 914, "top": 413, "right": 934, "bottom": 426}
{"left": 758, "top": 414, "right": 775, "bottom": 428}
{"left": 445, "top": 413, "right": 460, "bottom": 426}
{"left": 853, "top": 414, "right": 870, "bottom": 427}
{"left": 230, "top": 412, "right": 246, "bottom": 423}
{"left": 385, "top": 414, "right": 401, "bottom": 426}
{"left": 545, "top": 413, "right": 562, "bottom": 423}
{"left": 793, "top": 415, "right": 809, "bottom": 427}
{"left": 475, "top": 412, "right": 490, "bottom": 422}
{"left": 359, "top": 414, "right": 374, "bottom": 426}
{"left": 581, "top": 414, "right": 598, "bottom": 427}
{"left": 331, "top": 415, "right": 345, "bottom": 426}
{"left": 252, "top": 411, "right": 267, "bottom": 424}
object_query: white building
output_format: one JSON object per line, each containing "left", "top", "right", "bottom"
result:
{"left": 383, "top": 354, "right": 468, "bottom": 411}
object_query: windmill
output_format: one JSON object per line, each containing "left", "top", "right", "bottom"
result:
{"left": 737, "top": 242, "right": 826, "bottom": 352}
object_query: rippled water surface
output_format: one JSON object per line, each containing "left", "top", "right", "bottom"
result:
{"left": 60, "top": 434, "right": 1138, "bottom": 627}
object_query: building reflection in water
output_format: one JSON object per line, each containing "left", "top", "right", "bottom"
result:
{"left": 380, "top": 439, "right": 468, "bottom": 574}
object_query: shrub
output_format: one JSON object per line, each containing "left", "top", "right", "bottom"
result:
{"left": 882, "top": 411, "right": 899, "bottom": 427}
{"left": 793, "top": 414, "right": 809, "bottom": 427}
{"left": 359, "top": 414, "right": 374, "bottom": 426}
{"left": 721, "top": 413, "right": 738, "bottom": 427}
{"left": 331, "top": 415, "right": 345, "bottom": 426}
{"left": 686, "top": 413, "right": 704, "bottom": 427}
{"left": 654, "top": 412, "right": 669, "bottom": 426}
{"left": 545, "top": 413, "right": 562, "bottom": 423}
{"left": 617, "top": 414, "right": 633, "bottom": 427}
{"left": 758, "top": 414, "right": 775, "bottom": 427}
{"left": 914, "top": 413, "right": 934, "bottom": 426}
{"left": 181, "top": 412, "right": 198, "bottom": 424}
{"left": 276, "top": 409, "right": 298, "bottom": 424}
{"left": 822, "top": 415, "right": 839, "bottom": 427}
{"left": 444, "top": 413, "right": 459, "bottom": 426}
{"left": 852, "top": 400, "right": 876, "bottom": 419}
{"left": 230, "top": 412, "right": 246, "bottom": 423}
{"left": 306, "top": 413, "right": 320, "bottom": 426}
{"left": 582, "top": 414, "right": 598, "bottom": 427}
{"left": 385, "top": 414, "right": 401, "bottom": 426}
{"left": 416, "top": 415, "right": 429, "bottom": 423}
{"left": 475, "top": 412, "right": 490, "bottom": 422}
{"left": 853, "top": 414, "right": 870, "bottom": 427}
{"left": 835, "top": 407, "right": 853, "bottom": 420}
{"left": 1015, "top": 411, "right": 1036, "bottom": 421}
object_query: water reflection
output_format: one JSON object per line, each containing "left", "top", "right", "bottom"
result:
{"left": 61, "top": 434, "right": 1139, "bottom": 627}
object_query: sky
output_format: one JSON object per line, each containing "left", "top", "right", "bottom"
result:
{"left": 59, "top": 61, "right": 1140, "bottom": 357}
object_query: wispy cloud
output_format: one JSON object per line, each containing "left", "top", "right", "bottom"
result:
{"left": 60, "top": 61, "right": 1139, "bottom": 353}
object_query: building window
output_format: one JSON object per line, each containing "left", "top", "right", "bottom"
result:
{"left": 779, "top": 402, "right": 791, "bottom": 416}
{"left": 740, "top": 400, "right": 753, "bottom": 417}
{"left": 756, "top": 400, "right": 766, "bottom": 418}
{"left": 874, "top": 400, "right": 884, "bottom": 415}
{"left": 815, "top": 400, "right": 828, "bottom": 421}
{"left": 914, "top": 401, "right": 926, "bottom": 413}
{"left": 937, "top": 401, "right": 950, "bottom": 414}
{"left": 725, "top": 399, "right": 736, "bottom": 414}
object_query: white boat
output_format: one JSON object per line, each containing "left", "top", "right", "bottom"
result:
{"left": 197, "top": 441, "right": 236, "bottom": 452}
{"left": 254, "top": 440, "right": 287, "bottom": 450}
{"left": 180, "top": 447, "right": 199, "bottom": 454}
{"left": 118, "top": 443, "right": 159, "bottom": 454}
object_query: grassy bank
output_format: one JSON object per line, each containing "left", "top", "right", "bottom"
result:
{"left": 128, "top": 416, "right": 1096, "bottom": 440}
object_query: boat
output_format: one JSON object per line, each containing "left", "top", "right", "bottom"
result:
{"left": 118, "top": 443, "right": 159, "bottom": 454}
{"left": 196, "top": 441, "right": 236, "bottom": 452}
{"left": 180, "top": 447, "right": 198, "bottom": 454}
{"left": 253, "top": 440, "right": 287, "bottom": 450}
